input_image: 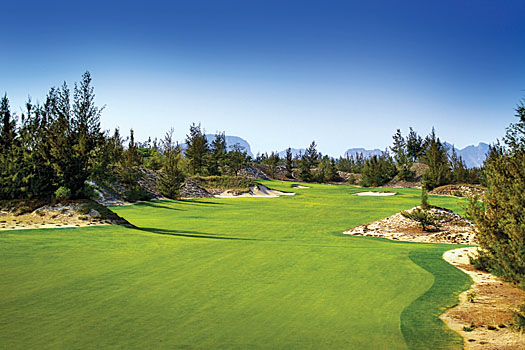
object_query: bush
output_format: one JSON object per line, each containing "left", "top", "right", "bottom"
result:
{"left": 125, "top": 186, "right": 152, "bottom": 202}
{"left": 193, "top": 176, "right": 255, "bottom": 191}
{"left": 401, "top": 208, "right": 442, "bottom": 231}
{"left": 54, "top": 186, "right": 71, "bottom": 200}
{"left": 511, "top": 304, "right": 525, "bottom": 331}
{"left": 421, "top": 188, "right": 430, "bottom": 210}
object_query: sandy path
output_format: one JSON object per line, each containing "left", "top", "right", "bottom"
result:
{"left": 441, "top": 247, "right": 525, "bottom": 349}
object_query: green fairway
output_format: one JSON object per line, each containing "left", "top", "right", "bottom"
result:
{"left": 0, "top": 182, "right": 471, "bottom": 349}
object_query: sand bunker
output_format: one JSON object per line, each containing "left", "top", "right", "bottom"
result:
{"left": 291, "top": 184, "right": 309, "bottom": 189}
{"left": 353, "top": 191, "right": 396, "bottom": 196}
{"left": 215, "top": 184, "right": 295, "bottom": 198}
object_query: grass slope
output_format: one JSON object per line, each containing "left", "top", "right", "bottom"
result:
{"left": 0, "top": 182, "right": 470, "bottom": 349}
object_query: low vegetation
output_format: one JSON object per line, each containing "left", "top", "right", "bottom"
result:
{"left": 191, "top": 175, "right": 255, "bottom": 191}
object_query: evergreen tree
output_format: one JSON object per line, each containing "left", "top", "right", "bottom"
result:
{"left": 157, "top": 129, "right": 185, "bottom": 199}
{"left": 266, "top": 152, "right": 280, "bottom": 178}
{"left": 126, "top": 129, "right": 139, "bottom": 166}
{"left": 52, "top": 72, "right": 104, "bottom": 198}
{"left": 421, "top": 128, "right": 451, "bottom": 190}
{"left": 298, "top": 141, "right": 319, "bottom": 182}
{"left": 406, "top": 127, "right": 423, "bottom": 162}
{"left": 209, "top": 132, "right": 227, "bottom": 175}
{"left": 185, "top": 123, "right": 209, "bottom": 175}
{"left": 390, "top": 129, "right": 413, "bottom": 180}
{"left": 449, "top": 147, "right": 469, "bottom": 184}
{"left": 360, "top": 154, "right": 397, "bottom": 187}
{"left": 227, "top": 144, "right": 248, "bottom": 176}
{"left": 0, "top": 94, "right": 16, "bottom": 153}
{"left": 318, "top": 155, "right": 338, "bottom": 182}
{"left": 0, "top": 95, "right": 20, "bottom": 199}
{"left": 285, "top": 148, "right": 293, "bottom": 178}
{"left": 467, "top": 101, "right": 525, "bottom": 285}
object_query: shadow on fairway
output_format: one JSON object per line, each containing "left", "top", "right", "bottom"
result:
{"left": 136, "top": 201, "right": 183, "bottom": 211}
{"left": 177, "top": 199, "right": 228, "bottom": 206}
{"left": 135, "top": 226, "right": 257, "bottom": 241}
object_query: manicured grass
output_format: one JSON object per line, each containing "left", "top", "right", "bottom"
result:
{"left": 0, "top": 182, "right": 471, "bottom": 349}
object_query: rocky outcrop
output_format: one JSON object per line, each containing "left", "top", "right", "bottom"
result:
{"left": 241, "top": 165, "right": 271, "bottom": 179}
{"left": 430, "top": 184, "right": 485, "bottom": 198}
{"left": 180, "top": 179, "right": 214, "bottom": 198}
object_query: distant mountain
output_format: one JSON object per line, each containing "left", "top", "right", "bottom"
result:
{"left": 204, "top": 134, "right": 254, "bottom": 158}
{"left": 444, "top": 142, "right": 489, "bottom": 168}
{"left": 277, "top": 148, "right": 305, "bottom": 159}
{"left": 180, "top": 135, "right": 254, "bottom": 158}
{"left": 344, "top": 148, "right": 384, "bottom": 159}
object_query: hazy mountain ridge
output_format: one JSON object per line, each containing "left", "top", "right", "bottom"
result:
{"left": 190, "top": 136, "right": 489, "bottom": 168}
{"left": 444, "top": 142, "right": 489, "bottom": 168}
{"left": 179, "top": 134, "right": 254, "bottom": 158}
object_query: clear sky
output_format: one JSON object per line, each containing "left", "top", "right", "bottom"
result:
{"left": 1, "top": 0, "right": 524, "bottom": 156}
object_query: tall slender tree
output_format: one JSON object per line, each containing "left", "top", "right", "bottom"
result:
{"left": 421, "top": 128, "right": 451, "bottom": 190}
{"left": 390, "top": 129, "right": 413, "bottom": 180}
{"left": 467, "top": 100, "right": 525, "bottom": 285}
{"left": 209, "top": 132, "right": 227, "bottom": 175}
{"left": 185, "top": 123, "right": 209, "bottom": 175}
{"left": 406, "top": 127, "right": 423, "bottom": 162}
{"left": 157, "top": 128, "right": 185, "bottom": 199}
{"left": 285, "top": 148, "right": 293, "bottom": 178}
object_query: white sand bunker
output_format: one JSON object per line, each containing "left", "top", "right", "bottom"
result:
{"left": 215, "top": 184, "right": 295, "bottom": 198}
{"left": 292, "top": 185, "right": 309, "bottom": 189}
{"left": 353, "top": 191, "right": 396, "bottom": 196}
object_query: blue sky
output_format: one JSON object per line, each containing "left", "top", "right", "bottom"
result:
{"left": 1, "top": 0, "right": 524, "bottom": 156}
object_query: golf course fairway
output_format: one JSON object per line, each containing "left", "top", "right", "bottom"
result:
{"left": 0, "top": 181, "right": 472, "bottom": 349}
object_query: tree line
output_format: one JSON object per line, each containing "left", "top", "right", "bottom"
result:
{"left": 0, "top": 72, "right": 483, "bottom": 202}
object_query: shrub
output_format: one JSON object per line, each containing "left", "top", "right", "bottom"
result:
{"left": 125, "top": 186, "right": 152, "bottom": 202}
{"left": 421, "top": 188, "right": 430, "bottom": 210}
{"left": 193, "top": 176, "right": 255, "bottom": 191}
{"left": 511, "top": 304, "right": 525, "bottom": 331}
{"left": 55, "top": 186, "right": 71, "bottom": 200}
{"left": 401, "top": 208, "right": 442, "bottom": 231}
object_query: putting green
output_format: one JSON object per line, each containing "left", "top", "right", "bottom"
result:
{"left": 0, "top": 181, "right": 471, "bottom": 349}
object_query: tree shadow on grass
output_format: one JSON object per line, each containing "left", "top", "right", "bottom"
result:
{"left": 134, "top": 226, "right": 257, "bottom": 241}
{"left": 177, "top": 199, "right": 228, "bottom": 206}
{"left": 135, "top": 201, "right": 183, "bottom": 211}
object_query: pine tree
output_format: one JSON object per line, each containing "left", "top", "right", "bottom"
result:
{"left": 157, "top": 129, "right": 185, "bottom": 199}
{"left": 185, "top": 123, "right": 209, "bottom": 175}
{"left": 467, "top": 100, "right": 525, "bottom": 285}
{"left": 360, "top": 154, "right": 397, "bottom": 187}
{"left": 318, "top": 155, "right": 338, "bottom": 182}
{"left": 209, "top": 132, "right": 227, "bottom": 175}
{"left": 266, "top": 152, "right": 280, "bottom": 178}
{"left": 285, "top": 148, "right": 293, "bottom": 178}
{"left": 390, "top": 129, "right": 413, "bottom": 180}
{"left": 406, "top": 127, "right": 423, "bottom": 162}
{"left": 0, "top": 94, "right": 16, "bottom": 153}
{"left": 449, "top": 147, "right": 469, "bottom": 184}
{"left": 227, "top": 144, "right": 248, "bottom": 176}
{"left": 55, "top": 72, "right": 104, "bottom": 198}
{"left": 298, "top": 141, "right": 319, "bottom": 182}
{"left": 421, "top": 128, "right": 451, "bottom": 190}
{"left": 0, "top": 94, "right": 19, "bottom": 199}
